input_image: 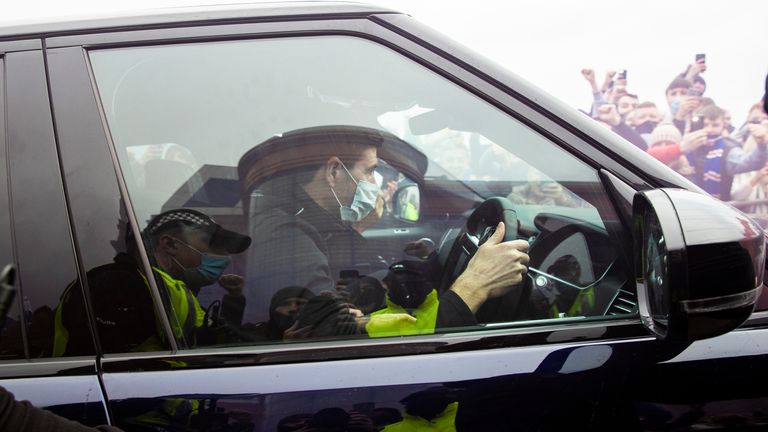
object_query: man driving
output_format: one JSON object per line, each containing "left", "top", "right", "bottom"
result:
{"left": 239, "top": 125, "right": 529, "bottom": 330}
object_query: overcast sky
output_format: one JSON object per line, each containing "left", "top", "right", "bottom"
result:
{"left": 3, "top": 0, "right": 767, "bottom": 124}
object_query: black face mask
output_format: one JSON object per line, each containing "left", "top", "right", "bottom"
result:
{"left": 384, "top": 263, "right": 433, "bottom": 310}
{"left": 635, "top": 120, "right": 659, "bottom": 135}
{"left": 270, "top": 310, "right": 297, "bottom": 334}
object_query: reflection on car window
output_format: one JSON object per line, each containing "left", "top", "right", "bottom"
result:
{"left": 89, "top": 36, "right": 633, "bottom": 351}
{"left": 53, "top": 236, "right": 164, "bottom": 356}
{"left": 0, "top": 76, "right": 22, "bottom": 359}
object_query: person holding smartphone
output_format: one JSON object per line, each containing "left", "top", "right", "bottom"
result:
{"left": 682, "top": 104, "right": 768, "bottom": 200}
{"left": 684, "top": 53, "right": 707, "bottom": 94}
{"left": 730, "top": 103, "right": 768, "bottom": 212}
{"left": 665, "top": 77, "right": 701, "bottom": 134}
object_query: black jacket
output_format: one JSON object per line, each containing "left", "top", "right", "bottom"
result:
{"left": 244, "top": 186, "right": 384, "bottom": 323}
{"left": 243, "top": 185, "right": 477, "bottom": 329}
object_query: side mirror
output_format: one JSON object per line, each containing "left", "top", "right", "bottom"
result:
{"left": 393, "top": 184, "right": 420, "bottom": 222}
{"left": 634, "top": 189, "right": 765, "bottom": 342}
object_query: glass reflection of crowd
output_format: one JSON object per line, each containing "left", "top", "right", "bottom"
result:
{"left": 273, "top": 387, "right": 461, "bottom": 432}
{"left": 580, "top": 58, "right": 768, "bottom": 227}
{"left": 416, "top": 128, "right": 589, "bottom": 208}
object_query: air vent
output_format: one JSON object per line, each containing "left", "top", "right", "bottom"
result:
{"left": 606, "top": 288, "right": 637, "bottom": 316}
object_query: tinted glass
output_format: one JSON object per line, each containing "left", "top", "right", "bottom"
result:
{"left": 89, "top": 36, "right": 633, "bottom": 350}
{"left": 0, "top": 57, "right": 11, "bottom": 279}
{"left": 0, "top": 57, "right": 24, "bottom": 360}
{"left": 2, "top": 50, "right": 92, "bottom": 358}
{"left": 45, "top": 45, "right": 174, "bottom": 355}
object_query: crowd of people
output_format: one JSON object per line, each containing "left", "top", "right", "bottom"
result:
{"left": 581, "top": 58, "right": 768, "bottom": 224}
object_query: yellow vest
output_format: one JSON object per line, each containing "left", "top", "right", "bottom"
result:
{"left": 551, "top": 286, "right": 595, "bottom": 318}
{"left": 53, "top": 267, "right": 204, "bottom": 356}
{"left": 383, "top": 402, "right": 458, "bottom": 432}
{"left": 52, "top": 281, "right": 76, "bottom": 357}
{"left": 143, "top": 267, "right": 205, "bottom": 347}
{"left": 403, "top": 201, "right": 419, "bottom": 221}
{"left": 367, "top": 289, "right": 438, "bottom": 338}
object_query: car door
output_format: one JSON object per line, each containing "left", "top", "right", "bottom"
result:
{"left": 45, "top": 8, "right": 768, "bottom": 431}
{"left": 0, "top": 41, "right": 110, "bottom": 426}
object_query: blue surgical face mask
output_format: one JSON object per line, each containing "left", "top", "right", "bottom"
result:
{"left": 172, "top": 238, "right": 232, "bottom": 286}
{"left": 330, "top": 161, "right": 380, "bottom": 223}
{"left": 670, "top": 96, "right": 682, "bottom": 115}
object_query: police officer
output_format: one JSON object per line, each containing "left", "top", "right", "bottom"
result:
{"left": 53, "top": 209, "right": 251, "bottom": 355}
{"left": 141, "top": 209, "right": 251, "bottom": 348}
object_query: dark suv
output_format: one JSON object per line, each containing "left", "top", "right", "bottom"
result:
{"left": 0, "top": 3, "right": 766, "bottom": 431}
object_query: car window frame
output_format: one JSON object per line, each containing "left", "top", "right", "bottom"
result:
{"left": 53, "top": 15, "right": 660, "bottom": 369}
{"left": 0, "top": 66, "right": 109, "bottom": 419}
{"left": 46, "top": 44, "right": 178, "bottom": 356}
{"left": 0, "top": 54, "right": 22, "bottom": 360}
{"left": 3, "top": 47, "right": 102, "bottom": 363}
{"left": 0, "top": 54, "right": 13, "bottom": 303}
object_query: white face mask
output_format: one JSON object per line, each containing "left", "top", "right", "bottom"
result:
{"left": 330, "top": 161, "right": 380, "bottom": 223}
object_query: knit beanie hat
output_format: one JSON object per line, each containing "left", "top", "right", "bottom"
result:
{"left": 666, "top": 77, "right": 691, "bottom": 94}
{"left": 649, "top": 124, "right": 682, "bottom": 146}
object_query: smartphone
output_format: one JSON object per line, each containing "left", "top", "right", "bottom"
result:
{"left": 689, "top": 115, "right": 704, "bottom": 132}
{"left": 695, "top": 53, "right": 706, "bottom": 62}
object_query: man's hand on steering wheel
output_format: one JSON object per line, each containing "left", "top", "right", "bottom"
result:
{"left": 448, "top": 221, "right": 530, "bottom": 313}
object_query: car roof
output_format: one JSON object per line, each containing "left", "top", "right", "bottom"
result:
{"left": 0, "top": 2, "right": 398, "bottom": 40}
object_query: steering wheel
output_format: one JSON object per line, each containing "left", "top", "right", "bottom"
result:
{"left": 438, "top": 197, "right": 531, "bottom": 323}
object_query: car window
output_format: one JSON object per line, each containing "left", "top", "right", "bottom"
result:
{"left": 88, "top": 35, "right": 634, "bottom": 351}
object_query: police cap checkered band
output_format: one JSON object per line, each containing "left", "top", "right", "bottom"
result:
{"left": 145, "top": 208, "right": 252, "bottom": 254}
{"left": 146, "top": 209, "right": 214, "bottom": 234}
